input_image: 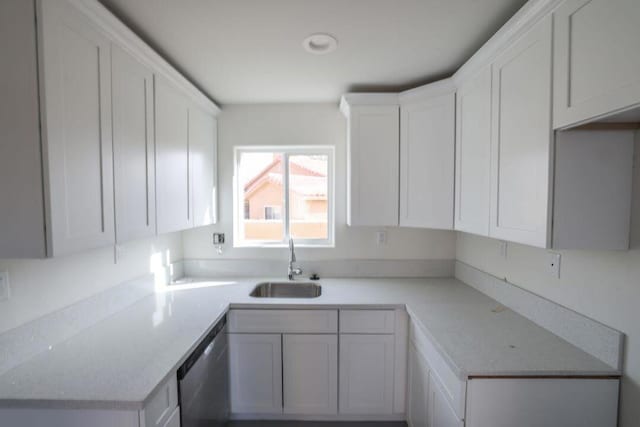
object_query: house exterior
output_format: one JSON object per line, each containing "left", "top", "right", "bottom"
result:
{"left": 243, "top": 155, "right": 328, "bottom": 240}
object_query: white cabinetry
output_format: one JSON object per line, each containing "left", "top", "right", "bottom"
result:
{"left": 339, "top": 334, "right": 395, "bottom": 415}
{"left": 340, "top": 95, "right": 400, "bottom": 227}
{"left": 489, "top": 15, "right": 553, "bottom": 248}
{"left": 139, "top": 375, "right": 179, "bottom": 427}
{"left": 407, "top": 342, "right": 429, "bottom": 427}
{"left": 229, "top": 334, "right": 283, "bottom": 414}
{"left": 155, "top": 77, "right": 192, "bottom": 234}
{"left": 399, "top": 81, "right": 455, "bottom": 229}
{"left": 112, "top": 45, "right": 156, "bottom": 243}
{"left": 454, "top": 66, "right": 492, "bottom": 236}
{"left": 283, "top": 334, "right": 338, "bottom": 415}
{"left": 553, "top": 0, "right": 640, "bottom": 128}
{"left": 40, "top": 0, "right": 116, "bottom": 256}
{"left": 188, "top": 105, "right": 218, "bottom": 227}
{"left": 429, "top": 374, "right": 463, "bottom": 427}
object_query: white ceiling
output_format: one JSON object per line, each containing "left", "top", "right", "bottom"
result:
{"left": 99, "top": 0, "right": 527, "bottom": 105}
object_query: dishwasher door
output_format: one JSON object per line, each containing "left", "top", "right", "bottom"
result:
{"left": 178, "top": 317, "right": 229, "bottom": 427}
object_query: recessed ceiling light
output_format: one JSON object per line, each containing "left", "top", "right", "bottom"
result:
{"left": 303, "top": 33, "right": 338, "bottom": 55}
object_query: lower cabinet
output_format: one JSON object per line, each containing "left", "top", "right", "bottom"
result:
{"left": 339, "top": 334, "right": 395, "bottom": 415}
{"left": 407, "top": 342, "right": 429, "bottom": 427}
{"left": 429, "top": 374, "right": 463, "bottom": 427}
{"left": 228, "top": 334, "right": 283, "bottom": 414}
{"left": 283, "top": 334, "right": 338, "bottom": 414}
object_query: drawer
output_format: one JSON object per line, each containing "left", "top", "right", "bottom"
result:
{"left": 141, "top": 374, "right": 178, "bottom": 427}
{"left": 340, "top": 310, "right": 395, "bottom": 334}
{"left": 409, "top": 321, "right": 466, "bottom": 420}
{"left": 228, "top": 309, "right": 338, "bottom": 333}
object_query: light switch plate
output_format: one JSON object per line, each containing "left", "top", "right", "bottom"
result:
{"left": 547, "top": 252, "right": 561, "bottom": 279}
{"left": 0, "top": 270, "right": 10, "bottom": 301}
{"left": 376, "top": 230, "right": 387, "bottom": 246}
{"left": 499, "top": 241, "right": 508, "bottom": 258}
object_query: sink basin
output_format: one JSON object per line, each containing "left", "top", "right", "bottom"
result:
{"left": 250, "top": 282, "right": 322, "bottom": 298}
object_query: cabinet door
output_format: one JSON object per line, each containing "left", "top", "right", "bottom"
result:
{"left": 553, "top": 0, "right": 640, "bottom": 128}
{"left": 400, "top": 94, "right": 455, "bottom": 229}
{"left": 454, "top": 67, "right": 492, "bottom": 236}
{"left": 489, "top": 16, "right": 553, "bottom": 248}
{"left": 339, "top": 334, "right": 395, "bottom": 415}
{"left": 283, "top": 334, "right": 337, "bottom": 414}
{"left": 408, "top": 342, "right": 430, "bottom": 427}
{"left": 348, "top": 105, "right": 399, "bottom": 226}
{"left": 429, "top": 374, "right": 463, "bottom": 427}
{"left": 155, "top": 77, "right": 192, "bottom": 234}
{"left": 189, "top": 105, "right": 217, "bottom": 227}
{"left": 112, "top": 45, "right": 155, "bottom": 243}
{"left": 229, "top": 334, "right": 282, "bottom": 414}
{"left": 39, "top": 0, "right": 115, "bottom": 256}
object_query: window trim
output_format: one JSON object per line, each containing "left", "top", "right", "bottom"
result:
{"left": 233, "top": 146, "right": 335, "bottom": 248}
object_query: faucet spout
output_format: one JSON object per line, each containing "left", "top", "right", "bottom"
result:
{"left": 288, "top": 238, "right": 303, "bottom": 280}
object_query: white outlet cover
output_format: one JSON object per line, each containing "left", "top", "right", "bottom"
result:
{"left": 376, "top": 230, "right": 387, "bottom": 245}
{"left": 499, "top": 241, "right": 508, "bottom": 258}
{"left": 547, "top": 252, "right": 561, "bottom": 279}
{"left": 0, "top": 270, "right": 10, "bottom": 301}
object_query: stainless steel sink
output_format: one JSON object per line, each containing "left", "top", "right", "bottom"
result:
{"left": 250, "top": 282, "right": 321, "bottom": 298}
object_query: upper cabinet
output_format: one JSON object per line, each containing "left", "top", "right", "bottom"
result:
{"left": 399, "top": 81, "right": 455, "bottom": 230}
{"left": 112, "top": 45, "right": 156, "bottom": 244}
{"left": 553, "top": 0, "right": 640, "bottom": 129}
{"left": 155, "top": 77, "right": 192, "bottom": 234}
{"left": 489, "top": 15, "right": 554, "bottom": 248}
{"left": 39, "top": 0, "right": 116, "bottom": 256}
{"left": 189, "top": 105, "right": 218, "bottom": 228}
{"left": 340, "top": 95, "right": 400, "bottom": 227}
{"left": 454, "top": 67, "right": 492, "bottom": 236}
{"left": 0, "top": 0, "right": 220, "bottom": 258}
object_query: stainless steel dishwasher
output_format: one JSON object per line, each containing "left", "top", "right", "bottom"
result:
{"left": 178, "top": 315, "right": 229, "bottom": 427}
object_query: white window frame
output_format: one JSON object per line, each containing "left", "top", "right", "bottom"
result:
{"left": 234, "top": 146, "right": 335, "bottom": 248}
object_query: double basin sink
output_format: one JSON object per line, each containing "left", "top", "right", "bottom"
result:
{"left": 250, "top": 282, "right": 321, "bottom": 298}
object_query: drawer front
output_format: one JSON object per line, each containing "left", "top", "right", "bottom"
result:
{"left": 410, "top": 321, "right": 466, "bottom": 420}
{"left": 228, "top": 309, "right": 338, "bottom": 333}
{"left": 340, "top": 310, "right": 395, "bottom": 334}
{"left": 142, "top": 375, "right": 178, "bottom": 427}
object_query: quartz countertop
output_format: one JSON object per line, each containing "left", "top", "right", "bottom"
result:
{"left": 0, "top": 277, "right": 618, "bottom": 410}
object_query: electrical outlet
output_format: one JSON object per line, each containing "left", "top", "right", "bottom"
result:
{"left": 547, "top": 252, "right": 561, "bottom": 278}
{"left": 0, "top": 270, "right": 10, "bottom": 301}
{"left": 376, "top": 230, "right": 387, "bottom": 246}
{"left": 499, "top": 241, "right": 508, "bottom": 258}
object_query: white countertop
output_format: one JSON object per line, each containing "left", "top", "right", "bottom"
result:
{"left": 0, "top": 277, "right": 617, "bottom": 410}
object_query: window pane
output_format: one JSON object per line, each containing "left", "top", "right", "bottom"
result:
{"left": 239, "top": 152, "right": 284, "bottom": 242}
{"left": 288, "top": 154, "right": 329, "bottom": 240}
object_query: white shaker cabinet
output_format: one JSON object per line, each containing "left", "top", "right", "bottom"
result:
{"left": 188, "top": 105, "right": 218, "bottom": 227}
{"left": 340, "top": 95, "right": 400, "bottom": 227}
{"left": 399, "top": 81, "right": 455, "bottom": 230}
{"left": 454, "top": 66, "right": 492, "bottom": 236}
{"left": 155, "top": 77, "right": 192, "bottom": 234}
{"left": 339, "top": 334, "right": 395, "bottom": 415}
{"left": 283, "top": 334, "right": 338, "bottom": 415}
{"left": 429, "top": 374, "right": 463, "bottom": 427}
{"left": 553, "top": 0, "right": 640, "bottom": 128}
{"left": 229, "top": 334, "right": 283, "bottom": 414}
{"left": 407, "top": 342, "right": 430, "bottom": 427}
{"left": 489, "top": 15, "right": 553, "bottom": 248}
{"left": 39, "top": 0, "right": 116, "bottom": 256}
{"left": 112, "top": 45, "right": 156, "bottom": 243}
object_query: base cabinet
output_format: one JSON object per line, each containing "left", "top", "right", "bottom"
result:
{"left": 339, "top": 334, "right": 395, "bottom": 415}
{"left": 407, "top": 342, "right": 429, "bottom": 427}
{"left": 228, "top": 334, "right": 283, "bottom": 414}
{"left": 429, "top": 374, "right": 463, "bottom": 427}
{"left": 283, "top": 334, "right": 338, "bottom": 415}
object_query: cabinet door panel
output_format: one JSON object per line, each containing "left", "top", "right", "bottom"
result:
{"left": 454, "top": 67, "right": 492, "bottom": 236}
{"left": 283, "top": 334, "right": 337, "bottom": 414}
{"left": 489, "top": 16, "right": 553, "bottom": 248}
{"left": 348, "top": 105, "right": 399, "bottom": 226}
{"left": 553, "top": 0, "right": 640, "bottom": 128}
{"left": 229, "top": 334, "right": 282, "bottom": 414}
{"left": 40, "top": 0, "right": 115, "bottom": 255}
{"left": 189, "top": 106, "right": 217, "bottom": 227}
{"left": 112, "top": 45, "right": 155, "bottom": 243}
{"left": 339, "top": 334, "right": 394, "bottom": 415}
{"left": 400, "top": 94, "right": 455, "bottom": 229}
{"left": 429, "top": 374, "right": 463, "bottom": 427}
{"left": 408, "top": 342, "right": 429, "bottom": 427}
{"left": 155, "top": 77, "right": 191, "bottom": 233}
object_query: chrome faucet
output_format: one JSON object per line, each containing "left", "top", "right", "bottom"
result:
{"left": 288, "top": 238, "right": 303, "bottom": 280}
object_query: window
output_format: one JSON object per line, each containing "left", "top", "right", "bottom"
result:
{"left": 235, "top": 146, "right": 334, "bottom": 247}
